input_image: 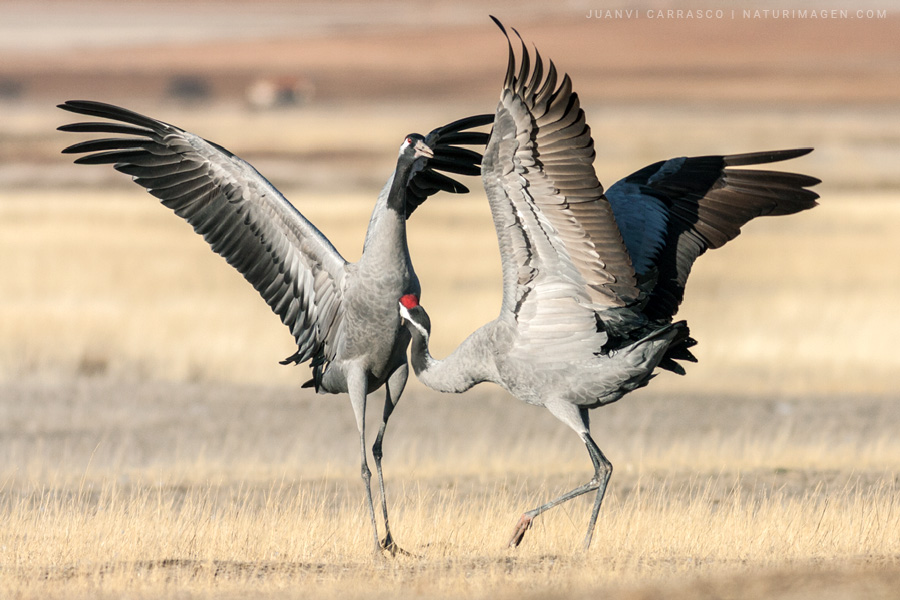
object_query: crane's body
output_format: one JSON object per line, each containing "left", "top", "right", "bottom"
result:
{"left": 400, "top": 18, "right": 819, "bottom": 550}
{"left": 406, "top": 307, "right": 681, "bottom": 408}
{"left": 58, "top": 101, "right": 491, "bottom": 555}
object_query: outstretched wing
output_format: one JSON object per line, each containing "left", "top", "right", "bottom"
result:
{"left": 405, "top": 113, "right": 494, "bottom": 217}
{"left": 606, "top": 149, "right": 820, "bottom": 321}
{"left": 482, "top": 18, "right": 640, "bottom": 333}
{"left": 58, "top": 100, "right": 348, "bottom": 369}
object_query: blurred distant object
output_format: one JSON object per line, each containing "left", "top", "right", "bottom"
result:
{"left": 246, "top": 76, "right": 314, "bottom": 110}
{"left": 0, "top": 78, "right": 24, "bottom": 101}
{"left": 166, "top": 74, "right": 211, "bottom": 103}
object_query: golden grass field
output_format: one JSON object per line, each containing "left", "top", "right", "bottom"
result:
{"left": 2, "top": 3, "right": 900, "bottom": 599}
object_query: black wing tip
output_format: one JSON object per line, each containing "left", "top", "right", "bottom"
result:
{"left": 58, "top": 99, "right": 173, "bottom": 132}
{"left": 491, "top": 15, "right": 516, "bottom": 90}
{"left": 58, "top": 100, "right": 83, "bottom": 111}
{"left": 457, "top": 113, "right": 494, "bottom": 130}
{"left": 281, "top": 351, "right": 303, "bottom": 365}
{"left": 439, "top": 179, "right": 470, "bottom": 195}
{"left": 58, "top": 100, "right": 98, "bottom": 122}
{"left": 429, "top": 113, "right": 494, "bottom": 139}
{"left": 58, "top": 99, "right": 114, "bottom": 114}
{"left": 724, "top": 147, "right": 814, "bottom": 167}
{"left": 801, "top": 175, "right": 823, "bottom": 189}
{"left": 724, "top": 147, "right": 822, "bottom": 196}
{"left": 787, "top": 147, "right": 814, "bottom": 159}
{"left": 438, "top": 131, "right": 491, "bottom": 147}
{"left": 60, "top": 143, "right": 89, "bottom": 155}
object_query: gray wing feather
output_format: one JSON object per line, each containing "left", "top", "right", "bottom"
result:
{"left": 482, "top": 20, "right": 640, "bottom": 323}
{"left": 606, "top": 148, "right": 820, "bottom": 320}
{"left": 59, "top": 100, "right": 347, "bottom": 367}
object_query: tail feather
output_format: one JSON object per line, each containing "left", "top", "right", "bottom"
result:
{"left": 657, "top": 322, "right": 697, "bottom": 376}
{"left": 587, "top": 319, "right": 691, "bottom": 408}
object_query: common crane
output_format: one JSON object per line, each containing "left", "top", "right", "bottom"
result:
{"left": 398, "top": 19, "right": 819, "bottom": 550}
{"left": 58, "top": 100, "right": 491, "bottom": 555}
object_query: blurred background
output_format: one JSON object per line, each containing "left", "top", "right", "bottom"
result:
{"left": 1, "top": 0, "right": 899, "bottom": 399}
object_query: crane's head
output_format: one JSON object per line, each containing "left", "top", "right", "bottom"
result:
{"left": 399, "top": 294, "right": 431, "bottom": 340}
{"left": 399, "top": 133, "right": 434, "bottom": 161}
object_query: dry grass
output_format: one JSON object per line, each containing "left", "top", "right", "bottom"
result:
{"left": 1, "top": 379, "right": 899, "bottom": 600}
{"left": 4, "top": 473, "right": 899, "bottom": 600}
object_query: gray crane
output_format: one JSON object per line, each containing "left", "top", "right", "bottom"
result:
{"left": 398, "top": 20, "right": 819, "bottom": 550}
{"left": 57, "top": 100, "right": 491, "bottom": 555}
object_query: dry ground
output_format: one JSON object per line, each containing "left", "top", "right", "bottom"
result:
{"left": 2, "top": 2, "right": 900, "bottom": 599}
{"left": 1, "top": 379, "right": 899, "bottom": 599}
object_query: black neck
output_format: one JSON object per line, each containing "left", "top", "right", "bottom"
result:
{"left": 387, "top": 158, "right": 415, "bottom": 213}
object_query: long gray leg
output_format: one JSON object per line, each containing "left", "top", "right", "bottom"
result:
{"left": 372, "top": 363, "right": 411, "bottom": 556}
{"left": 348, "top": 367, "right": 380, "bottom": 554}
{"left": 580, "top": 431, "right": 612, "bottom": 550}
{"left": 507, "top": 404, "right": 612, "bottom": 550}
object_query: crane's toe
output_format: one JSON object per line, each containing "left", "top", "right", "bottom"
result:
{"left": 507, "top": 514, "right": 533, "bottom": 548}
{"left": 380, "top": 533, "right": 416, "bottom": 558}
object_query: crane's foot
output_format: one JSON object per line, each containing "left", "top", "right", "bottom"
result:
{"left": 507, "top": 514, "right": 533, "bottom": 548}
{"left": 380, "top": 533, "right": 415, "bottom": 558}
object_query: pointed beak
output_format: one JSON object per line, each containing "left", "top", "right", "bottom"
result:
{"left": 413, "top": 139, "right": 434, "bottom": 160}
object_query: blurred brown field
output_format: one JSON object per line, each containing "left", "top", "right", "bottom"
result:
{"left": 1, "top": 2, "right": 900, "bottom": 599}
